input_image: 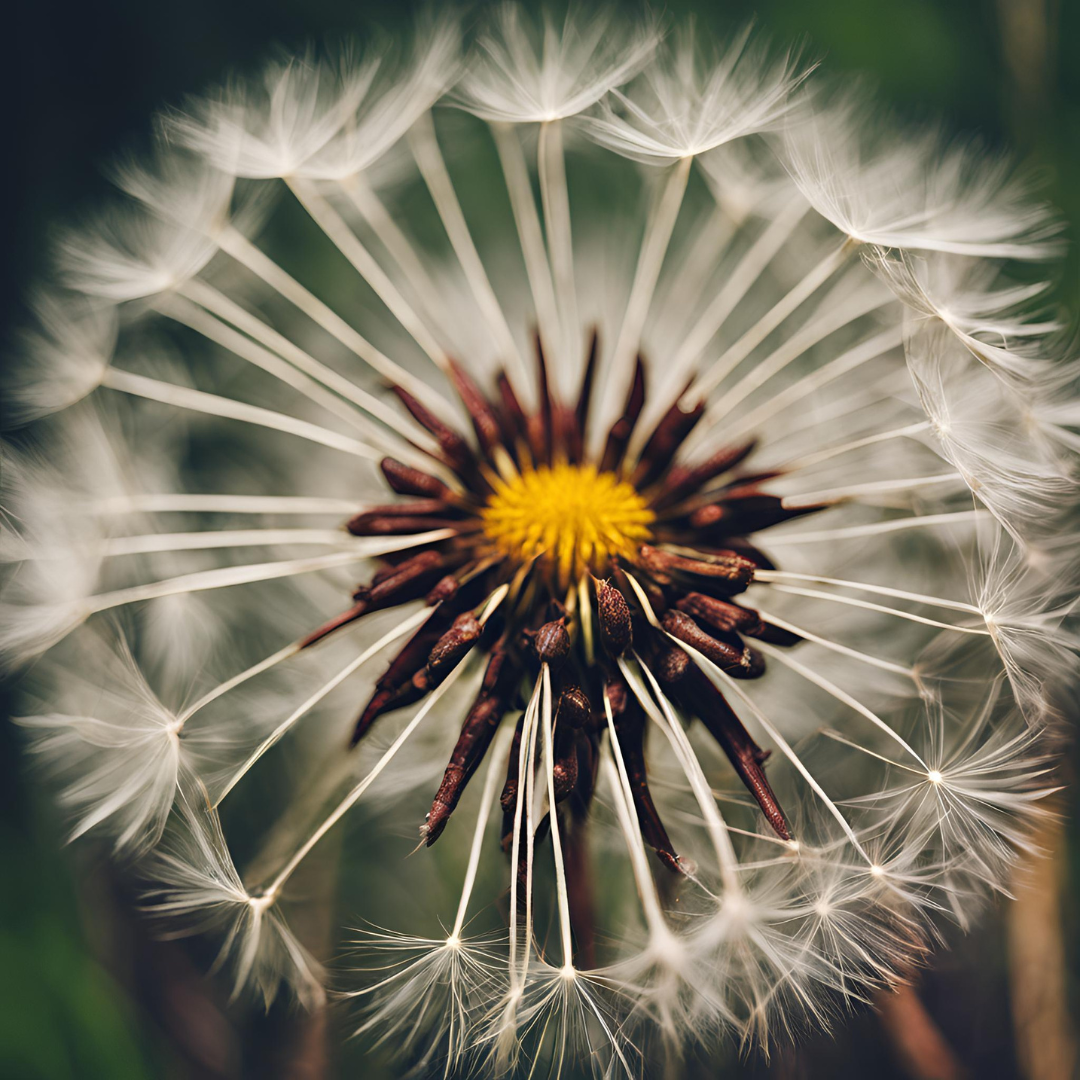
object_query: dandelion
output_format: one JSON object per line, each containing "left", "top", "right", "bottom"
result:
{"left": 3, "top": 5, "right": 1079, "bottom": 1074}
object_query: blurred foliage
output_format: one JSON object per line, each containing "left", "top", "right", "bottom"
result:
{"left": 2, "top": 0, "right": 1078, "bottom": 1077}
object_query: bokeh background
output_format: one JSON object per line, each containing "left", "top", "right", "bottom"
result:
{"left": 2, "top": 1, "right": 1078, "bottom": 1077}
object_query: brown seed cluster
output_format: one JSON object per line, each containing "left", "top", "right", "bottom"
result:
{"left": 297, "top": 335, "right": 821, "bottom": 938}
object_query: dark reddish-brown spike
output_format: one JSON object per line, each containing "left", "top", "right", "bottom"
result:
{"left": 346, "top": 515, "right": 465, "bottom": 537}
{"left": 379, "top": 458, "right": 454, "bottom": 501}
{"left": 346, "top": 499, "right": 456, "bottom": 533}
{"left": 425, "top": 613, "right": 483, "bottom": 686}
{"left": 631, "top": 390, "right": 706, "bottom": 489}
{"left": 650, "top": 440, "right": 758, "bottom": 511}
{"left": 675, "top": 592, "right": 802, "bottom": 647}
{"left": 654, "top": 644, "right": 691, "bottom": 685}
{"left": 448, "top": 360, "right": 503, "bottom": 455}
{"left": 677, "top": 669, "right": 791, "bottom": 841}
{"left": 612, "top": 560, "right": 668, "bottom": 617}
{"left": 350, "top": 625, "right": 445, "bottom": 745}
{"left": 534, "top": 331, "right": 555, "bottom": 465}
{"left": 661, "top": 610, "right": 762, "bottom": 678}
{"left": 638, "top": 545, "right": 755, "bottom": 595}
{"left": 367, "top": 551, "right": 448, "bottom": 606}
{"left": 298, "top": 600, "right": 371, "bottom": 650}
{"left": 500, "top": 712, "right": 526, "bottom": 849}
{"left": 689, "top": 492, "right": 821, "bottom": 535}
{"left": 301, "top": 551, "right": 448, "bottom": 651}
{"left": 613, "top": 695, "right": 684, "bottom": 874}
{"left": 675, "top": 592, "right": 764, "bottom": 636}
{"left": 599, "top": 356, "right": 646, "bottom": 474}
{"left": 495, "top": 370, "right": 528, "bottom": 453}
{"left": 596, "top": 579, "right": 633, "bottom": 657}
{"left": 570, "top": 329, "right": 600, "bottom": 464}
{"left": 390, "top": 385, "right": 475, "bottom": 474}
{"left": 425, "top": 645, "right": 517, "bottom": 845}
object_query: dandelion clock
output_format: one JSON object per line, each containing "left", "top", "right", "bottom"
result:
{"left": 3, "top": 5, "right": 1079, "bottom": 1076}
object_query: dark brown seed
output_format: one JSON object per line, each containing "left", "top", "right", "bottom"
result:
{"left": 638, "top": 545, "right": 754, "bottom": 595}
{"left": 655, "top": 644, "right": 691, "bottom": 684}
{"left": 379, "top": 458, "right": 453, "bottom": 500}
{"left": 676, "top": 592, "right": 763, "bottom": 635}
{"left": 424, "top": 646, "right": 516, "bottom": 845}
{"left": 661, "top": 610, "right": 759, "bottom": 677}
{"left": 425, "top": 574, "right": 460, "bottom": 606}
{"left": 558, "top": 686, "right": 591, "bottom": 730}
{"left": 425, "top": 613, "right": 482, "bottom": 686}
{"left": 596, "top": 580, "right": 633, "bottom": 656}
{"left": 534, "top": 620, "right": 571, "bottom": 668}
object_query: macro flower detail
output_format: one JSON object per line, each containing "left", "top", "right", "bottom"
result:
{"left": 3, "top": 6, "right": 1079, "bottom": 1077}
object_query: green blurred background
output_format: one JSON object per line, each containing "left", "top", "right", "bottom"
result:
{"left": 2, "top": 0, "right": 1078, "bottom": 1077}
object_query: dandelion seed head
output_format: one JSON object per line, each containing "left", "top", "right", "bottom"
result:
{"left": 3, "top": 3, "right": 1078, "bottom": 1073}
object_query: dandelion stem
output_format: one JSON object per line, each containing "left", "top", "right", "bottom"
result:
{"left": 687, "top": 237, "right": 857, "bottom": 403}
{"left": 754, "top": 640, "right": 928, "bottom": 767}
{"left": 668, "top": 197, "right": 808, "bottom": 388}
{"left": 100, "top": 368, "right": 382, "bottom": 461}
{"left": 753, "top": 570, "right": 982, "bottom": 614}
{"left": 748, "top": 607, "right": 916, "bottom": 677}
{"left": 491, "top": 121, "right": 561, "bottom": 375}
{"left": 263, "top": 586, "right": 507, "bottom": 900}
{"left": 86, "top": 537, "right": 453, "bottom": 614}
{"left": 451, "top": 724, "right": 514, "bottom": 941}
{"left": 762, "top": 510, "right": 986, "bottom": 545}
{"left": 760, "top": 583, "right": 990, "bottom": 634}
{"left": 215, "top": 605, "right": 434, "bottom": 806}
{"left": 601, "top": 711, "right": 667, "bottom": 933}
{"left": 409, "top": 111, "right": 528, "bottom": 385}
{"left": 216, "top": 224, "right": 450, "bottom": 414}
{"left": 780, "top": 472, "right": 965, "bottom": 509}
{"left": 286, "top": 176, "right": 450, "bottom": 370}
{"left": 609, "top": 156, "right": 693, "bottom": 401}
{"left": 538, "top": 119, "right": 579, "bottom": 386}
{"left": 541, "top": 665, "right": 575, "bottom": 967}
{"left": 619, "top": 654, "right": 741, "bottom": 890}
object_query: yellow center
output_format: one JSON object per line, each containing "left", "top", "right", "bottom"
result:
{"left": 482, "top": 463, "right": 654, "bottom": 582}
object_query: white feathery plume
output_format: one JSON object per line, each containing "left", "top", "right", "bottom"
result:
{"left": 581, "top": 24, "right": 809, "bottom": 164}
{"left": 17, "top": 631, "right": 185, "bottom": 854}
{"left": 142, "top": 786, "right": 326, "bottom": 1009}
{"left": 5, "top": 291, "right": 117, "bottom": 425}
{"left": 453, "top": 4, "right": 658, "bottom": 124}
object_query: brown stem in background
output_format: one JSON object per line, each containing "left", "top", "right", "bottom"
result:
{"left": 875, "top": 980, "right": 967, "bottom": 1080}
{"left": 1007, "top": 809, "right": 1078, "bottom": 1080}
